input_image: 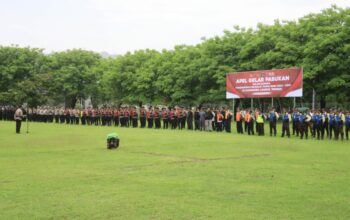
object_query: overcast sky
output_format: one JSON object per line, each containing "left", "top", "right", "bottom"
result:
{"left": 0, "top": 0, "right": 349, "bottom": 54}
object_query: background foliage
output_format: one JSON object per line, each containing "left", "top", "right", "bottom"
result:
{"left": 1, "top": 6, "right": 349, "bottom": 108}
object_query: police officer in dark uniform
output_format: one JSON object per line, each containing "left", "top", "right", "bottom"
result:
{"left": 132, "top": 107, "right": 138, "bottom": 128}
{"left": 140, "top": 106, "right": 146, "bottom": 128}
{"left": 292, "top": 109, "right": 300, "bottom": 136}
{"left": 147, "top": 107, "right": 153, "bottom": 128}
{"left": 299, "top": 112, "right": 307, "bottom": 139}
{"left": 268, "top": 108, "right": 278, "bottom": 137}
{"left": 162, "top": 108, "right": 169, "bottom": 129}
{"left": 187, "top": 108, "right": 193, "bottom": 130}
{"left": 194, "top": 108, "right": 200, "bottom": 130}
{"left": 154, "top": 108, "right": 161, "bottom": 129}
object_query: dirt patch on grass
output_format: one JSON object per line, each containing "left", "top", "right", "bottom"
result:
{"left": 122, "top": 151, "right": 271, "bottom": 170}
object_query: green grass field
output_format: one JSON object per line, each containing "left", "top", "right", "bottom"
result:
{"left": 0, "top": 121, "right": 349, "bottom": 220}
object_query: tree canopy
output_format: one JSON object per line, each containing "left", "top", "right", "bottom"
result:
{"left": 1, "top": 6, "right": 349, "bottom": 108}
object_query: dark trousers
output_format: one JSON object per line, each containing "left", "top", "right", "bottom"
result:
{"left": 299, "top": 123, "right": 308, "bottom": 139}
{"left": 225, "top": 120, "right": 231, "bottom": 133}
{"left": 148, "top": 118, "right": 153, "bottom": 128}
{"left": 163, "top": 119, "right": 169, "bottom": 129}
{"left": 236, "top": 121, "right": 243, "bottom": 134}
{"left": 194, "top": 120, "right": 199, "bottom": 130}
{"left": 155, "top": 118, "right": 161, "bottom": 128}
{"left": 346, "top": 125, "right": 349, "bottom": 140}
{"left": 335, "top": 125, "right": 344, "bottom": 140}
{"left": 329, "top": 124, "right": 335, "bottom": 139}
{"left": 292, "top": 121, "right": 299, "bottom": 136}
{"left": 257, "top": 123, "right": 264, "bottom": 136}
{"left": 217, "top": 122, "right": 222, "bottom": 132}
{"left": 322, "top": 122, "right": 329, "bottom": 137}
{"left": 60, "top": 115, "right": 65, "bottom": 123}
{"left": 281, "top": 122, "right": 290, "bottom": 137}
{"left": 269, "top": 121, "right": 276, "bottom": 136}
{"left": 140, "top": 117, "right": 146, "bottom": 128}
{"left": 315, "top": 123, "right": 323, "bottom": 140}
{"left": 114, "top": 117, "right": 119, "bottom": 126}
{"left": 132, "top": 118, "right": 138, "bottom": 127}
{"left": 187, "top": 119, "right": 193, "bottom": 130}
{"left": 16, "top": 120, "right": 21, "bottom": 133}
{"left": 247, "top": 121, "right": 254, "bottom": 135}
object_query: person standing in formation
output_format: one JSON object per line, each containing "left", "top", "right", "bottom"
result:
{"left": 281, "top": 109, "right": 291, "bottom": 138}
{"left": 236, "top": 108, "right": 244, "bottom": 134}
{"left": 14, "top": 106, "right": 23, "bottom": 134}
{"left": 224, "top": 108, "right": 232, "bottom": 133}
{"left": 292, "top": 109, "right": 300, "bottom": 137}
{"left": 256, "top": 109, "right": 265, "bottom": 136}
{"left": 268, "top": 108, "right": 279, "bottom": 137}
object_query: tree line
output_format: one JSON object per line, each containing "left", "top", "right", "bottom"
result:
{"left": 1, "top": 6, "right": 349, "bottom": 109}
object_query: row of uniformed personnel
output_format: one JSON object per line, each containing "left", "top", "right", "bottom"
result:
{"left": 235, "top": 108, "right": 350, "bottom": 141}
{"left": 11, "top": 106, "right": 234, "bottom": 132}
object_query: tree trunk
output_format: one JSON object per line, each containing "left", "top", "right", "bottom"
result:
{"left": 65, "top": 96, "right": 77, "bottom": 108}
{"left": 320, "top": 96, "right": 326, "bottom": 109}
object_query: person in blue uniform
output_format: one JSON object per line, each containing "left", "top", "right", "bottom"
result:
{"left": 268, "top": 108, "right": 278, "bottom": 137}
{"left": 292, "top": 109, "right": 300, "bottom": 136}
{"left": 281, "top": 110, "right": 291, "bottom": 138}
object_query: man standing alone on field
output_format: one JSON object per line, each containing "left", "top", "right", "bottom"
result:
{"left": 14, "top": 106, "right": 23, "bottom": 134}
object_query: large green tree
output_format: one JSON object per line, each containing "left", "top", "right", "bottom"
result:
{"left": 48, "top": 49, "right": 101, "bottom": 108}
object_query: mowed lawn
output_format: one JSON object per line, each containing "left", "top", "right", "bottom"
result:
{"left": 0, "top": 121, "right": 349, "bottom": 220}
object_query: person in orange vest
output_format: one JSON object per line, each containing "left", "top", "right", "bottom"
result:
{"left": 224, "top": 108, "right": 233, "bottom": 133}
{"left": 216, "top": 110, "right": 223, "bottom": 132}
{"left": 245, "top": 110, "right": 254, "bottom": 135}
{"left": 236, "top": 107, "right": 244, "bottom": 134}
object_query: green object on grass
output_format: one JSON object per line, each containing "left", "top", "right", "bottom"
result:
{"left": 107, "top": 132, "right": 119, "bottom": 140}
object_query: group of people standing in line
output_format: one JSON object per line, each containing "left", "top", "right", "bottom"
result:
{"left": 236, "top": 107, "right": 349, "bottom": 141}
{"left": 2, "top": 105, "right": 349, "bottom": 141}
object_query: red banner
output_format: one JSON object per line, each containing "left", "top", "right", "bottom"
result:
{"left": 226, "top": 68, "right": 303, "bottom": 98}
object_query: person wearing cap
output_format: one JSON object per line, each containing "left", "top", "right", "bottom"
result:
{"left": 14, "top": 106, "right": 24, "bottom": 134}
{"left": 299, "top": 112, "right": 309, "bottom": 139}
{"left": 132, "top": 107, "right": 138, "bottom": 128}
{"left": 187, "top": 108, "right": 193, "bottom": 130}
{"left": 334, "top": 110, "right": 345, "bottom": 141}
{"left": 256, "top": 110, "right": 265, "bottom": 136}
{"left": 329, "top": 110, "right": 336, "bottom": 139}
{"left": 292, "top": 109, "right": 300, "bottom": 137}
{"left": 321, "top": 109, "right": 329, "bottom": 138}
{"left": 245, "top": 110, "right": 254, "bottom": 135}
{"left": 224, "top": 108, "right": 233, "bottom": 133}
{"left": 281, "top": 109, "right": 291, "bottom": 138}
{"left": 139, "top": 106, "right": 146, "bottom": 128}
{"left": 194, "top": 108, "right": 200, "bottom": 130}
{"left": 236, "top": 107, "right": 244, "bottom": 134}
{"left": 268, "top": 107, "right": 279, "bottom": 137}
{"left": 312, "top": 110, "right": 323, "bottom": 140}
